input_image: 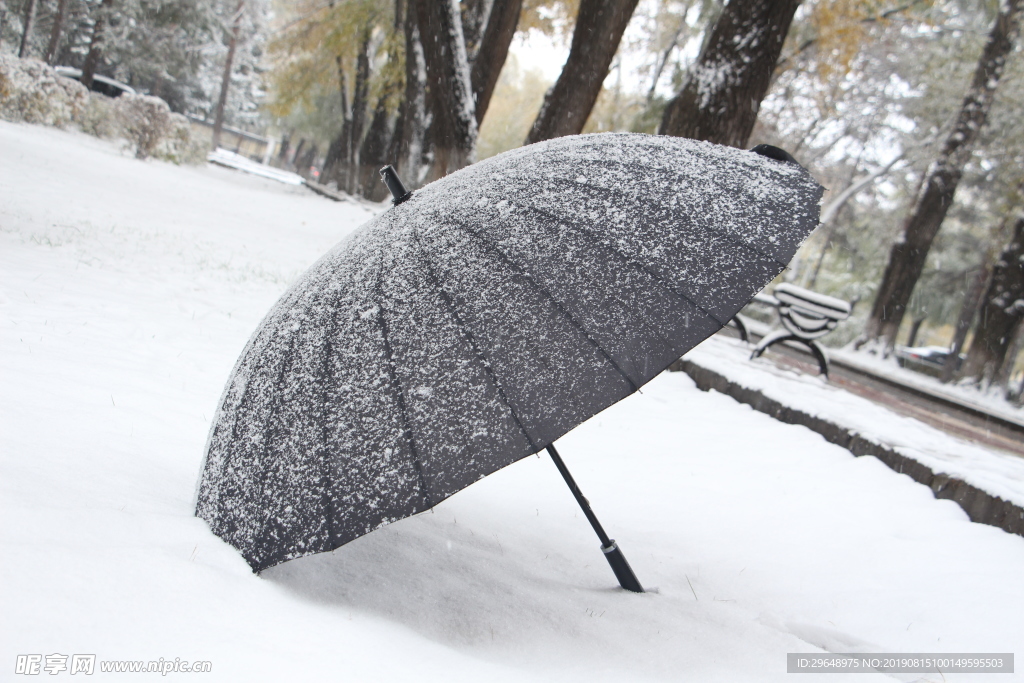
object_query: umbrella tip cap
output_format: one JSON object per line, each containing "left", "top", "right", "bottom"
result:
{"left": 749, "top": 144, "right": 799, "bottom": 165}
{"left": 379, "top": 165, "right": 413, "bottom": 205}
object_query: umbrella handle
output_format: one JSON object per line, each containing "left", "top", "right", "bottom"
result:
{"left": 546, "top": 444, "right": 644, "bottom": 593}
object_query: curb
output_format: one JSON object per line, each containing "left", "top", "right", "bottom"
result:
{"left": 671, "top": 358, "right": 1024, "bottom": 538}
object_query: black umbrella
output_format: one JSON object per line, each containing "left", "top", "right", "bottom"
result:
{"left": 196, "top": 133, "right": 822, "bottom": 590}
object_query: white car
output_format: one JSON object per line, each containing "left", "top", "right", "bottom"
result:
{"left": 895, "top": 345, "right": 964, "bottom": 377}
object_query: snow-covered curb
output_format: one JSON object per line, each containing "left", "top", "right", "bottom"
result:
{"left": 675, "top": 336, "right": 1024, "bottom": 537}
{"left": 207, "top": 148, "right": 305, "bottom": 185}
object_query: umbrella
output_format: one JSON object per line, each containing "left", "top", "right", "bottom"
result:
{"left": 196, "top": 133, "right": 823, "bottom": 590}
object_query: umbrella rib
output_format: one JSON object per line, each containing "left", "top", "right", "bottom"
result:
{"left": 209, "top": 277, "right": 312, "bottom": 505}
{"left": 372, "top": 249, "right": 434, "bottom": 509}
{"left": 522, "top": 205, "right": 731, "bottom": 327}
{"left": 247, "top": 281, "right": 360, "bottom": 568}
{"left": 445, "top": 216, "right": 640, "bottom": 393}
{"left": 315, "top": 302, "right": 344, "bottom": 547}
{"left": 249, "top": 326, "right": 304, "bottom": 570}
{"left": 409, "top": 226, "right": 539, "bottom": 453}
{"left": 202, "top": 320, "right": 274, "bottom": 511}
{"left": 545, "top": 168, "right": 791, "bottom": 269}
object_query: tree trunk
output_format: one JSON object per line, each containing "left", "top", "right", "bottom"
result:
{"left": 322, "top": 59, "right": 352, "bottom": 190}
{"left": 390, "top": 4, "right": 427, "bottom": 186}
{"left": 275, "top": 132, "right": 291, "bottom": 167}
{"left": 863, "top": 0, "right": 1023, "bottom": 348}
{"left": 346, "top": 30, "right": 372, "bottom": 193}
{"left": 414, "top": 0, "right": 477, "bottom": 180}
{"left": 647, "top": 17, "right": 688, "bottom": 101}
{"left": 18, "top": 0, "right": 37, "bottom": 58}
{"left": 212, "top": 0, "right": 244, "bottom": 150}
{"left": 385, "top": 0, "right": 407, "bottom": 175}
{"left": 960, "top": 213, "right": 1024, "bottom": 383}
{"left": 461, "top": 0, "right": 493, "bottom": 62}
{"left": 296, "top": 143, "right": 319, "bottom": 180}
{"left": 80, "top": 0, "right": 115, "bottom": 90}
{"left": 525, "top": 0, "right": 639, "bottom": 145}
{"left": 941, "top": 266, "right": 991, "bottom": 383}
{"left": 905, "top": 316, "right": 925, "bottom": 348}
{"left": 359, "top": 93, "right": 396, "bottom": 200}
{"left": 995, "top": 318, "right": 1024, "bottom": 393}
{"left": 321, "top": 134, "right": 345, "bottom": 186}
{"left": 658, "top": 0, "right": 801, "bottom": 147}
{"left": 44, "top": 0, "right": 67, "bottom": 64}
{"left": 1, "top": 3, "right": 8, "bottom": 54}
{"left": 290, "top": 139, "right": 306, "bottom": 169}
{"left": 470, "top": 0, "right": 521, "bottom": 124}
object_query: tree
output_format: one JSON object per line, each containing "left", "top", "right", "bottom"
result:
{"left": 658, "top": 0, "right": 802, "bottom": 147}
{"left": 212, "top": 0, "right": 245, "bottom": 150}
{"left": 359, "top": 91, "right": 396, "bottom": 199}
{"left": 321, "top": 58, "right": 353, "bottom": 189}
{"left": 357, "top": 23, "right": 406, "bottom": 197}
{"left": 267, "top": 0, "right": 394, "bottom": 188}
{"left": 17, "top": 0, "right": 36, "bottom": 57}
{"left": 941, "top": 264, "right": 992, "bottom": 382}
{"left": 392, "top": 2, "right": 427, "bottom": 185}
{"left": 863, "top": 0, "right": 1024, "bottom": 349}
{"left": 806, "top": 153, "right": 905, "bottom": 289}
{"left": 44, "top": 0, "right": 68, "bottom": 64}
{"left": 471, "top": 0, "right": 522, "bottom": 125}
{"left": 414, "top": 0, "right": 477, "bottom": 178}
{"left": 80, "top": 0, "right": 114, "bottom": 89}
{"left": 348, "top": 29, "right": 372, "bottom": 191}
{"left": 525, "top": 0, "right": 639, "bottom": 144}
{"left": 960, "top": 209, "right": 1024, "bottom": 383}
{"left": 266, "top": 0, "right": 518, "bottom": 192}
{"left": 62, "top": 0, "right": 227, "bottom": 113}
{"left": 461, "top": 0, "right": 491, "bottom": 60}
{"left": 17, "top": 0, "right": 37, "bottom": 57}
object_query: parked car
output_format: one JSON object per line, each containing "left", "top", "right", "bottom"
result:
{"left": 54, "top": 66, "right": 136, "bottom": 98}
{"left": 894, "top": 345, "right": 964, "bottom": 377}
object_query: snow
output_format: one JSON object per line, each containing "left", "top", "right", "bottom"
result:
{"left": 2, "top": 120, "right": 1023, "bottom": 681}
{"left": 688, "top": 335, "right": 1024, "bottom": 508}
{"left": 774, "top": 282, "right": 852, "bottom": 317}
{"left": 207, "top": 148, "right": 305, "bottom": 185}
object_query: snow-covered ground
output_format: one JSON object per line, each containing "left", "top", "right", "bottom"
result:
{"left": 2, "top": 121, "right": 1022, "bottom": 681}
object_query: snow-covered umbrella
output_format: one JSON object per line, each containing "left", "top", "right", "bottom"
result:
{"left": 196, "top": 134, "right": 823, "bottom": 589}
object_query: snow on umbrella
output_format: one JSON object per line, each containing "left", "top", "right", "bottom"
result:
{"left": 196, "top": 133, "right": 823, "bottom": 587}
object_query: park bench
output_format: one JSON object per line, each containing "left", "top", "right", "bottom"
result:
{"left": 749, "top": 283, "right": 852, "bottom": 378}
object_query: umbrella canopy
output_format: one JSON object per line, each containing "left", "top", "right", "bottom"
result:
{"left": 196, "top": 133, "right": 823, "bottom": 573}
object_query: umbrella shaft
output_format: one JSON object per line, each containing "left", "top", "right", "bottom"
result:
{"left": 546, "top": 444, "right": 644, "bottom": 593}
{"left": 545, "top": 444, "right": 612, "bottom": 546}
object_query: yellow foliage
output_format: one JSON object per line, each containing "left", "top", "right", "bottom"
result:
{"left": 265, "top": 0, "right": 397, "bottom": 120}
{"left": 799, "top": 0, "right": 934, "bottom": 118}
{"left": 810, "top": 0, "right": 933, "bottom": 87}
{"left": 519, "top": 0, "right": 579, "bottom": 36}
{"left": 810, "top": 0, "right": 873, "bottom": 85}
